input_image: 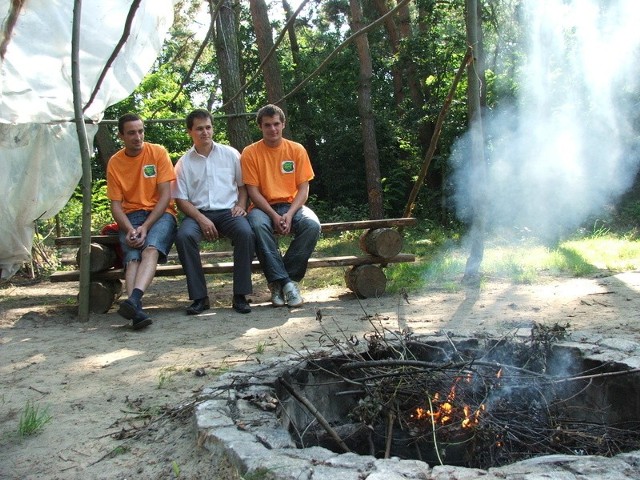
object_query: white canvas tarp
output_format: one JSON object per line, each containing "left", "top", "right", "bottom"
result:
{"left": 0, "top": 0, "right": 176, "bottom": 279}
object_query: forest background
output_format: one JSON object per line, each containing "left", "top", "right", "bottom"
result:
{"left": 48, "top": 0, "right": 640, "bottom": 257}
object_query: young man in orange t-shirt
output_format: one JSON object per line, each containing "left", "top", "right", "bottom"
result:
{"left": 241, "top": 104, "right": 321, "bottom": 307}
{"left": 106, "top": 113, "right": 177, "bottom": 330}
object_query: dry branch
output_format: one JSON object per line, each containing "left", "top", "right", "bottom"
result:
{"left": 279, "top": 378, "right": 352, "bottom": 453}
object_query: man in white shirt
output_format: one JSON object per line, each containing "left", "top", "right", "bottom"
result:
{"left": 172, "top": 109, "right": 254, "bottom": 314}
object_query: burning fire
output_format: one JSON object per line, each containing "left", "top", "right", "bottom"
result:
{"left": 411, "top": 375, "right": 486, "bottom": 430}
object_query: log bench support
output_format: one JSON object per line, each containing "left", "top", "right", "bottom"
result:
{"left": 52, "top": 218, "right": 417, "bottom": 313}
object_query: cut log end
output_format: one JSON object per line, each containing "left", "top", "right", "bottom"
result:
{"left": 359, "top": 228, "right": 403, "bottom": 258}
{"left": 76, "top": 243, "right": 118, "bottom": 273}
{"left": 345, "top": 265, "right": 387, "bottom": 298}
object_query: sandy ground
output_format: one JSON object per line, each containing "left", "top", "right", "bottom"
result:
{"left": 1, "top": 269, "right": 640, "bottom": 479}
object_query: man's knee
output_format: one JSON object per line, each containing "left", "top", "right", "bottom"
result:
{"left": 141, "top": 245, "right": 159, "bottom": 260}
{"left": 176, "top": 227, "right": 197, "bottom": 246}
{"left": 297, "top": 217, "right": 321, "bottom": 237}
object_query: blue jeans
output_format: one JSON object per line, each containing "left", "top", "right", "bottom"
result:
{"left": 247, "top": 204, "right": 320, "bottom": 283}
{"left": 119, "top": 211, "right": 177, "bottom": 264}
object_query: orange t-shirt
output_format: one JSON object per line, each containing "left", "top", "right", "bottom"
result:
{"left": 241, "top": 138, "right": 314, "bottom": 204}
{"left": 106, "top": 143, "right": 177, "bottom": 216}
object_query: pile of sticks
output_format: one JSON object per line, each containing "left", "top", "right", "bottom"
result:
{"left": 279, "top": 317, "right": 640, "bottom": 469}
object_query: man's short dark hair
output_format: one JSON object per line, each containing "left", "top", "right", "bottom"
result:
{"left": 118, "top": 113, "right": 142, "bottom": 134}
{"left": 186, "top": 109, "right": 213, "bottom": 130}
{"left": 256, "top": 104, "right": 285, "bottom": 126}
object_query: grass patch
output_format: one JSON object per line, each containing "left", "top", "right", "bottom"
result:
{"left": 18, "top": 400, "right": 52, "bottom": 437}
{"left": 157, "top": 363, "right": 196, "bottom": 389}
{"left": 264, "top": 223, "right": 639, "bottom": 295}
{"left": 375, "top": 228, "right": 640, "bottom": 293}
{"left": 242, "top": 468, "right": 274, "bottom": 480}
{"left": 158, "top": 366, "right": 178, "bottom": 389}
{"left": 255, "top": 341, "right": 267, "bottom": 355}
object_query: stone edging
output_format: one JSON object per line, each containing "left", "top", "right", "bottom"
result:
{"left": 195, "top": 334, "right": 640, "bottom": 479}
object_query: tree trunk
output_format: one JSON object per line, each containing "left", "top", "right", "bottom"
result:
{"left": 463, "top": 0, "right": 487, "bottom": 282}
{"left": 94, "top": 123, "right": 119, "bottom": 171}
{"left": 397, "top": 1, "right": 424, "bottom": 111}
{"left": 249, "top": 0, "right": 288, "bottom": 132}
{"left": 213, "top": 0, "right": 251, "bottom": 151}
{"left": 372, "top": 0, "right": 403, "bottom": 109}
{"left": 349, "top": 0, "right": 384, "bottom": 219}
{"left": 282, "top": 0, "right": 318, "bottom": 161}
{"left": 79, "top": 280, "right": 122, "bottom": 314}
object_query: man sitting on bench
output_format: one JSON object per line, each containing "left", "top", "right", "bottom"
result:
{"left": 107, "top": 113, "right": 177, "bottom": 330}
{"left": 241, "top": 104, "right": 321, "bottom": 308}
{"left": 172, "top": 109, "right": 255, "bottom": 315}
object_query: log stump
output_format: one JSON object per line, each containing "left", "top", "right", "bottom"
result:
{"left": 76, "top": 243, "right": 118, "bottom": 272}
{"left": 345, "top": 265, "right": 387, "bottom": 298}
{"left": 77, "top": 280, "right": 123, "bottom": 314}
{"left": 359, "top": 228, "right": 403, "bottom": 258}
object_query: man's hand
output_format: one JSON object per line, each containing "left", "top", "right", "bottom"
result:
{"left": 199, "top": 218, "right": 219, "bottom": 241}
{"left": 231, "top": 204, "right": 247, "bottom": 218}
{"left": 127, "top": 226, "right": 145, "bottom": 248}
{"left": 274, "top": 211, "right": 292, "bottom": 235}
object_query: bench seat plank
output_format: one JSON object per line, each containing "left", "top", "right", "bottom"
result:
{"left": 53, "top": 217, "right": 417, "bottom": 247}
{"left": 50, "top": 253, "right": 415, "bottom": 283}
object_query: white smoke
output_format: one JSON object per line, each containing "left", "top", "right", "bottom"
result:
{"left": 452, "top": 0, "right": 640, "bottom": 240}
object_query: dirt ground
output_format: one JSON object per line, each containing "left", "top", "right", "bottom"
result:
{"left": 1, "top": 268, "right": 640, "bottom": 480}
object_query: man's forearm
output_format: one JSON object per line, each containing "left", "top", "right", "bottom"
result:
{"left": 288, "top": 182, "right": 310, "bottom": 216}
{"left": 247, "top": 186, "right": 277, "bottom": 217}
{"left": 141, "top": 182, "right": 172, "bottom": 229}
{"left": 111, "top": 201, "right": 132, "bottom": 232}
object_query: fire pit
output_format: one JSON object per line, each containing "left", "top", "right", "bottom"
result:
{"left": 196, "top": 323, "right": 640, "bottom": 479}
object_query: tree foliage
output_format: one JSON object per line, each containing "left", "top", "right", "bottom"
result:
{"left": 94, "top": 0, "right": 527, "bottom": 224}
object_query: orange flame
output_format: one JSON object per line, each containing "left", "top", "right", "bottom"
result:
{"left": 411, "top": 376, "right": 485, "bottom": 429}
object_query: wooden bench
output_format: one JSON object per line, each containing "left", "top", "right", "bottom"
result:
{"left": 51, "top": 218, "right": 417, "bottom": 313}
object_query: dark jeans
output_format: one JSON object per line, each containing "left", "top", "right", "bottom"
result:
{"left": 175, "top": 210, "right": 255, "bottom": 300}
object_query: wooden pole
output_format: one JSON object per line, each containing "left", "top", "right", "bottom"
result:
{"left": 463, "top": 0, "right": 487, "bottom": 282}
{"left": 71, "top": 0, "right": 92, "bottom": 320}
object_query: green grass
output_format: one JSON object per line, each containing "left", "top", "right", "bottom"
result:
{"left": 242, "top": 468, "right": 274, "bottom": 480}
{"left": 18, "top": 400, "right": 52, "bottom": 437}
{"left": 172, "top": 460, "right": 181, "bottom": 478}
{"left": 311, "top": 225, "right": 640, "bottom": 294}
{"left": 158, "top": 366, "right": 178, "bottom": 389}
{"left": 255, "top": 341, "right": 267, "bottom": 355}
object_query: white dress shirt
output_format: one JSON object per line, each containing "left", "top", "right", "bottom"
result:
{"left": 172, "top": 142, "right": 243, "bottom": 210}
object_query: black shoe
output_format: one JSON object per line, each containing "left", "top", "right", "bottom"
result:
{"left": 118, "top": 299, "right": 139, "bottom": 320}
{"left": 232, "top": 295, "right": 251, "bottom": 314}
{"left": 131, "top": 310, "right": 153, "bottom": 330}
{"left": 187, "top": 297, "right": 210, "bottom": 315}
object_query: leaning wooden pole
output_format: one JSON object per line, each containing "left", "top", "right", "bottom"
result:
{"left": 71, "top": 0, "right": 93, "bottom": 320}
{"left": 402, "top": 48, "right": 472, "bottom": 221}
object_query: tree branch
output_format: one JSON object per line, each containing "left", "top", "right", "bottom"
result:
{"left": 83, "top": 0, "right": 142, "bottom": 113}
{"left": 278, "top": 377, "right": 352, "bottom": 453}
{"left": 221, "top": 0, "right": 311, "bottom": 110}
{"left": 277, "top": 0, "right": 413, "bottom": 105}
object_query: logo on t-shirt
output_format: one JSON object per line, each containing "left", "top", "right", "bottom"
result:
{"left": 143, "top": 165, "right": 157, "bottom": 178}
{"left": 281, "top": 160, "right": 294, "bottom": 174}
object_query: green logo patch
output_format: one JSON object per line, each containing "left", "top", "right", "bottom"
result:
{"left": 143, "top": 165, "right": 157, "bottom": 178}
{"left": 281, "top": 160, "right": 294, "bottom": 173}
